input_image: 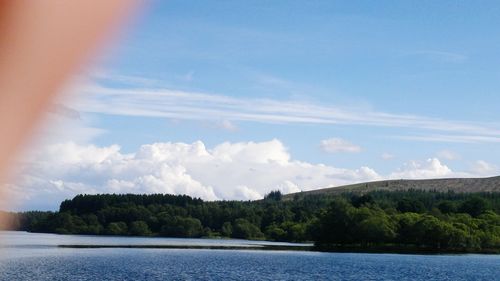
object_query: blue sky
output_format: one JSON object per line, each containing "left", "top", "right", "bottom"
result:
{"left": 8, "top": 1, "right": 500, "bottom": 210}
{"left": 95, "top": 1, "right": 500, "bottom": 169}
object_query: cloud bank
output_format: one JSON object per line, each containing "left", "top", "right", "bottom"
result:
{"left": 6, "top": 139, "right": 497, "bottom": 210}
{"left": 8, "top": 139, "right": 380, "bottom": 210}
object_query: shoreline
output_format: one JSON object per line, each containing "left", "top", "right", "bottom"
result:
{"left": 57, "top": 244, "right": 500, "bottom": 255}
{"left": 314, "top": 244, "right": 500, "bottom": 255}
{"left": 4, "top": 231, "right": 499, "bottom": 255}
{"left": 57, "top": 244, "right": 313, "bottom": 251}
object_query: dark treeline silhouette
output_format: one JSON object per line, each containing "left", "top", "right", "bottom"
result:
{"left": 2, "top": 190, "right": 499, "bottom": 252}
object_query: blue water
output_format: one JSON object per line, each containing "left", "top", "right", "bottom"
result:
{"left": 0, "top": 231, "right": 498, "bottom": 280}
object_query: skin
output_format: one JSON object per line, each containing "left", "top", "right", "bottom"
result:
{"left": 0, "top": 1, "right": 135, "bottom": 223}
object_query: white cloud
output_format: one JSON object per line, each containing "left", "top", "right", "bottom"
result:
{"left": 381, "top": 153, "right": 395, "bottom": 160}
{"left": 233, "top": 186, "right": 262, "bottom": 201}
{"left": 63, "top": 81, "right": 500, "bottom": 143}
{"left": 471, "top": 160, "right": 498, "bottom": 176}
{"left": 217, "top": 120, "right": 238, "bottom": 131}
{"left": 320, "top": 138, "right": 361, "bottom": 153}
{"left": 15, "top": 102, "right": 106, "bottom": 166}
{"left": 48, "top": 104, "right": 81, "bottom": 120}
{"left": 9, "top": 139, "right": 384, "bottom": 210}
{"left": 7, "top": 137, "right": 500, "bottom": 210}
{"left": 389, "top": 158, "right": 463, "bottom": 179}
{"left": 395, "top": 134, "right": 500, "bottom": 144}
{"left": 91, "top": 70, "right": 159, "bottom": 87}
{"left": 436, "top": 150, "right": 460, "bottom": 160}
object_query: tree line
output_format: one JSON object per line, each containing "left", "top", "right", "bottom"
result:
{"left": 2, "top": 190, "right": 499, "bottom": 252}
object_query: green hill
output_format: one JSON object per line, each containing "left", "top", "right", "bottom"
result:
{"left": 285, "top": 176, "right": 500, "bottom": 200}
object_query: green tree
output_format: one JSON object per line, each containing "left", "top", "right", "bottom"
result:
{"left": 281, "top": 221, "right": 307, "bottom": 242}
{"left": 105, "top": 222, "right": 128, "bottom": 235}
{"left": 413, "top": 215, "right": 455, "bottom": 248}
{"left": 264, "top": 190, "right": 283, "bottom": 201}
{"left": 351, "top": 194, "right": 374, "bottom": 208}
{"left": 437, "top": 201, "right": 457, "bottom": 214}
{"left": 396, "top": 198, "right": 426, "bottom": 213}
{"left": 221, "top": 221, "right": 233, "bottom": 237}
{"left": 356, "top": 213, "right": 396, "bottom": 244}
{"left": 314, "top": 199, "right": 355, "bottom": 244}
{"left": 395, "top": 212, "right": 421, "bottom": 245}
{"left": 160, "top": 216, "right": 204, "bottom": 238}
{"left": 129, "top": 220, "right": 152, "bottom": 236}
{"left": 265, "top": 224, "right": 287, "bottom": 241}
{"left": 232, "top": 218, "right": 264, "bottom": 240}
{"left": 459, "top": 197, "right": 490, "bottom": 217}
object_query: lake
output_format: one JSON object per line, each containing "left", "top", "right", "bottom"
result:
{"left": 0, "top": 231, "right": 498, "bottom": 280}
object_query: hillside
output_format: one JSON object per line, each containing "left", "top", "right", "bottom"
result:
{"left": 284, "top": 176, "right": 500, "bottom": 200}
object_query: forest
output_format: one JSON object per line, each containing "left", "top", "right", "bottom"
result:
{"left": 2, "top": 190, "right": 500, "bottom": 253}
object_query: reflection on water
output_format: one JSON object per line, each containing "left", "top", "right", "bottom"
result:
{"left": 0, "top": 231, "right": 311, "bottom": 248}
{"left": 0, "top": 231, "right": 499, "bottom": 281}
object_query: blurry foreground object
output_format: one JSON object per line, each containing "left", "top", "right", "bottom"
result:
{"left": 0, "top": 1, "right": 135, "bottom": 221}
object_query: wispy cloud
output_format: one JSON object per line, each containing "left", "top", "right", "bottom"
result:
{"left": 91, "top": 70, "right": 159, "bottom": 87}
{"left": 381, "top": 153, "right": 395, "bottom": 160}
{"left": 67, "top": 81, "right": 500, "bottom": 143}
{"left": 48, "top": 103, "right": 81, "bottom": 120}
{"left": 217, "top": 120, "right": 238, "bottom": 131}
{"left": 436, "top": 150, "right": 460, "bottom": 160}
{"left": 177, "top": 71, "right": 195, "bottom": 82}
{"left": 471, "top": 160, "right": 498, "bottom": 176}
{"left": 320, "top": 138, "right": 361, "bottom": 153}
{"left": 395, "top": 134, "right": 500, "bottom": 144}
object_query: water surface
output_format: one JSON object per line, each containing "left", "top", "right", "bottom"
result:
{"left": 0, "top": 231, "right": 498, "bottom": 280}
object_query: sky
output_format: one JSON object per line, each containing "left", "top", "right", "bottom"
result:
{"left": 6, "top": 1, "right": 500, "bottom": 210}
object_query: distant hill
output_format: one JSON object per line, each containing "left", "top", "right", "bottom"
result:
{"left": 284, "top": 176, "right": 500, "bottom": 200}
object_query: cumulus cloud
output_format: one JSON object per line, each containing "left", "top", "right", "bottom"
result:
{"left": 389, "top": 158, "right": 464, "bottom": 179}
{"left": 320, "top": 138, "right": 361, "bottom": 153}
{"left": 7, "top": 135, "right": 499, "bottom": 210}
{"left": 9, "top": 139, "right": 383, "bottom": 210}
